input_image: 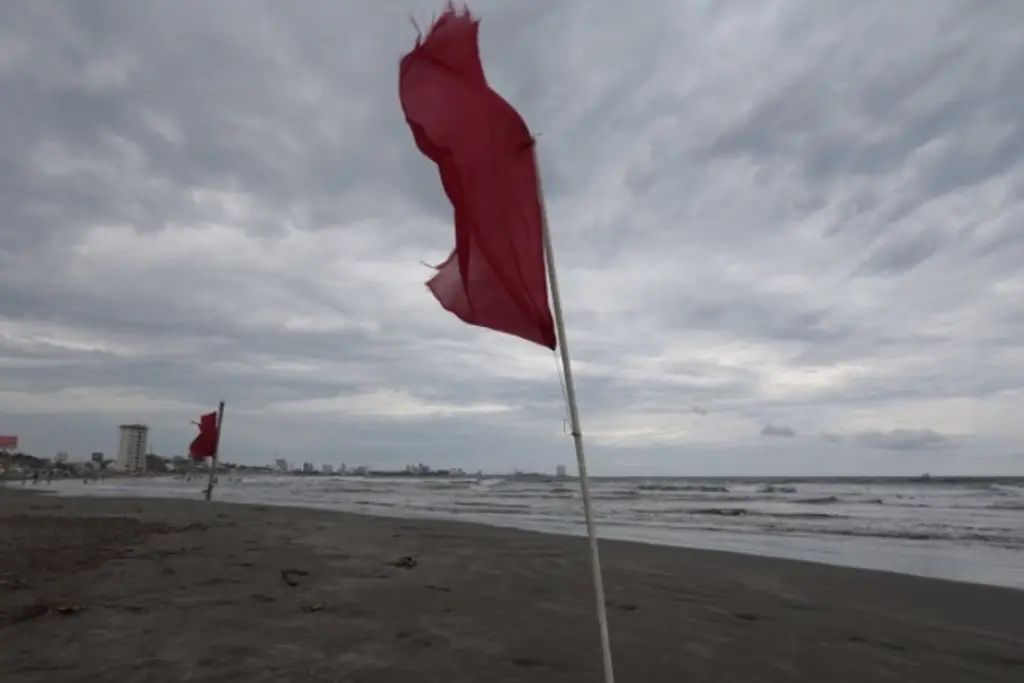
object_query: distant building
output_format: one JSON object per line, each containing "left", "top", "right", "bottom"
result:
{"left": 91, "top": 452, "right": 104, "bottom": 464}
{"left": 322, "top": 464, "right": 333, "bottom": 475}
{"left": 117, "top": 424, "right": 149, "bottom": 471}
{"left": 145, "top": 453, "right": 173, "bottom": 472}
{"left": 274, "top": 458, "right": 289, "bottom": 473}
{"left": 302, "top": 462, "right": 314, "bottom": 473}
{"left": 556, "top": 465, "right": 567, "bottom": 478}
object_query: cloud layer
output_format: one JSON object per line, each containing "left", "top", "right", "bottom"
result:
{"left": 1, "top": 0, "right": 1023, "bottom": 475}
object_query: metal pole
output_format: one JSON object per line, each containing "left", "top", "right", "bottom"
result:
{"left": 534, "top": 145, "right": 615, "bottom": 683}
{"left": 205, "top": 401, "right": 225, "bottom": 502}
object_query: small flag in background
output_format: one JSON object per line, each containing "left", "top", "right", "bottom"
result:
{"left": 398, "top": 5, "right": 556, "bottom": 349}
{"left": 189, "top": 411, "right": 219, "bottom": 460}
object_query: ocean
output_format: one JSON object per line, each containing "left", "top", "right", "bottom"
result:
{"left": 45, "top": 474, "right": 1024, "bottom": 590}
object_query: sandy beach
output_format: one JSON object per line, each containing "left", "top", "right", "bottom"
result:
{"left": 2, "top": 489, "right": 1023, "bottom": 682}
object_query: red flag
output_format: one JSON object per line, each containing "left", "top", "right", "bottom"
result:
{"left": 398, "top": 5, "right": 557, "bottom": 349}
{"left": 189, "top": 412, "right": 219, "bottom": 461}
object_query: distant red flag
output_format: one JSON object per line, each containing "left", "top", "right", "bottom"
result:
{"left": 398, "top": 5, "right": 557, "bottom": 349}
{"left": 189, "top": 412, "right": 219, "bottom": 461}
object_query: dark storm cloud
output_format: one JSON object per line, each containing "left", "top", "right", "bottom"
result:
{"left": 761, "top": 424, "right": 797, "bottom": 438}
{"left": 1, "top": 0, "right": 1022, "bottom": 474}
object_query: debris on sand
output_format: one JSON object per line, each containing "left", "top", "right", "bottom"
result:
{"left": 0, "top": 576, "right": 30, "bottom": 591}
{"left": 3, "top": 599, "right": 87, "bottom": 625}
{"left": 392, "top": 556, "right": 418, "bottom": 569}
{"left": 53, "top": 603, "right": 86, "bottom": 614}
{"left": 280, "top": 568, "right": 309, "bottom": 587}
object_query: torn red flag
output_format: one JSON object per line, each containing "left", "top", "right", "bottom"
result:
{"left": 189, "top": 411, "right": 219, "bottom": 461}
{"left": 398, "top": 5, "right": 557, "bottom": 349}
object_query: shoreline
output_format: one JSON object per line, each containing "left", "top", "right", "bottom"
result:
{"left": 35, "top": 479, "right": 1024, "bottom": 590}
{"left": 19, "top": 487, "right": 1021, "bottom": 591}
{"left": 3, "top": 490, "right": 1024, "bottom": 681}
{"left": 39, "top": 490, "right": 1024, "bottom": 596}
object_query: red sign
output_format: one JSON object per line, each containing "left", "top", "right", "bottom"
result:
{"left": 0, "top": 435, "right": 17, "bottom": 450}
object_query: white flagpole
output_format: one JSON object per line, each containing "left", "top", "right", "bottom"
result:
{"left": 534, "top": 146, "right": 616, "bottom": 683}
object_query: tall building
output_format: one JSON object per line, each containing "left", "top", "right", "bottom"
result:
{"left": 117, "top": 424, "right": 149, "bottom": 471}
{"left": 556, "top": 464, "right": 567, "bottom": 478}
{"left": 322, "top": 464, "right": 334, "bottom": 475}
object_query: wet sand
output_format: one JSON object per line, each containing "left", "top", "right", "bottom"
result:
{"left": 1, "top": 488, "right": 1023, "bottom": 682}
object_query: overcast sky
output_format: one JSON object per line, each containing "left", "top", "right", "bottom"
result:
{"left": 1, "top": 1, "right": 1023, "bottom": 476}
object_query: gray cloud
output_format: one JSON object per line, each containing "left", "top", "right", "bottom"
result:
{"left": 0, "top": 0, "right": 1022, "bottom": 475}
{"left": 853, "top": 429, "right": 953, "bottom": 452}
{"left": 761, "top": 424, "right": 797, "bottom": 438}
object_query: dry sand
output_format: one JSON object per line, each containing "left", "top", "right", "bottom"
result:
{"left": 1, "top": 488, "right": 1023, "bottom": 682}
